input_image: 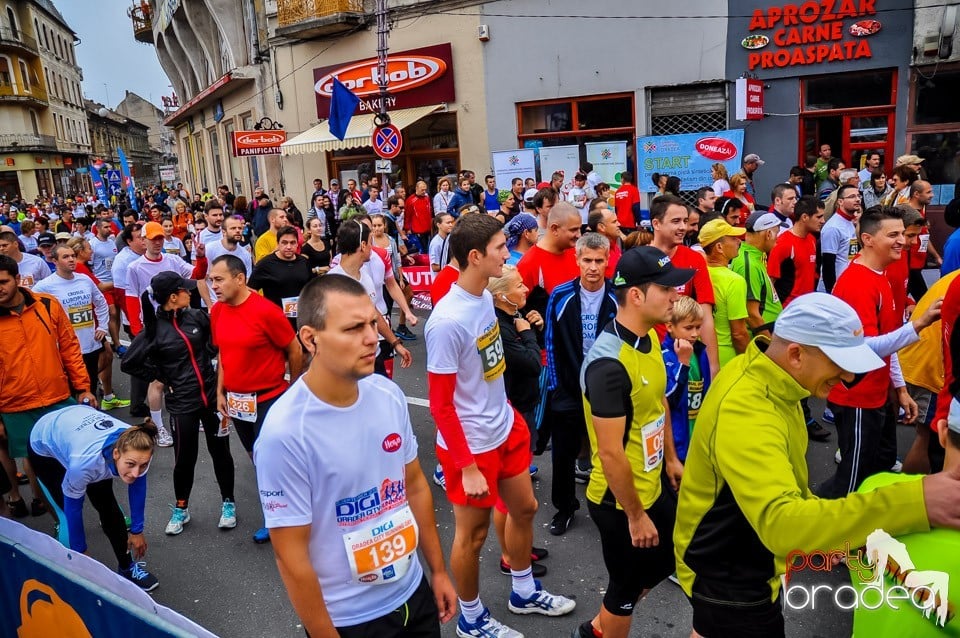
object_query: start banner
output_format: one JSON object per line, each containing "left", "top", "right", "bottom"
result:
{"left": 636, "top": 129, "right": 745, "bottom": 193}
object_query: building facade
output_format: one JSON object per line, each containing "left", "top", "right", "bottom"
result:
{"left": 132, "top": 0, "right": 278, "bottom": 201}
{"left": 84, "top": 99, "right": 152, "bottom": 191}
{"left": 0, "top": 0, "right": 89, "bottom": 200}
{"left": 115, "top": 90, "right": 177, "bottom": 184}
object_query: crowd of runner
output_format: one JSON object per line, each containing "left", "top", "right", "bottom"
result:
{"left": 3, "top": 157, "right": 960, "bottom": 638}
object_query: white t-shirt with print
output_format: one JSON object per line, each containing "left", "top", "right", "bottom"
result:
{"left": 33, "top": 273, "right": 109, "bottom": 354}
{"left": 817, "top": 213, "right": 859, "bottom": 292}
{"left": 580, "top": 285, "right": 605, "bottom": 356}
{"left": 90, "top": 235, "right": 117, "bottom": 283}
{"left": 425, "top": 284, "right": 514, "bottom": 454}
{"left": 15, "top": 252, "right": 50, "bottom": 289}
{"left": 253, "top": 375, "right": 423, "bottom": 627}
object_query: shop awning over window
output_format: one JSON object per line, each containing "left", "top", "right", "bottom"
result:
{"left": 281, "top": 104, "right": 445, "bottom": 155}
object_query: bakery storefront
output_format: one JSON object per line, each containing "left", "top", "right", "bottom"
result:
{"left": 282, "top": 43, "right": 460, "bottom": 196}
{"left": 725, "top": 0, "right": 915, "bottom": 199}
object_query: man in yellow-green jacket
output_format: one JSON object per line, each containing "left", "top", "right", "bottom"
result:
{"left": 674, "top": 292, "right": 960, "bottom": 638}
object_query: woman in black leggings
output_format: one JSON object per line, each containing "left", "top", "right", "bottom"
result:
{"left": 137, "top": 271, "right": 236, "bottom": 537}
{"left": 28, "top": 405, "right": 159, "bottom": 590}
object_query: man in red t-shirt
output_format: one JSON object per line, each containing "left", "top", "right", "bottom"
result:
{"left": 209, "top": 253, "right": 304, "bottom": 543}
{"left": 649, "top": 194, "right": 719, "bottom": 375}
{"left": 935, "top": 275, "right": 960, "bottom": 448}
{"left": 404, "top": 180, "right": 433, "bottom": 252}
{"left": 819, "top": 207, "right": 940, "bottom": 498}
{"left": 516, "top": 202, "right": 581, "bottom": 333}
{"left": 613, "top": 171, "right": 642, "bottom": 232}
{"left": 768, "top": 195, "right": 824, "bottom": 307}
{"left": 905, "top": 181, "right": 940, "bottom": 299}
{"left": 587, "top": 199, "right": 623, "bottom": 278}
{"left": 887, "top": 207, "right": 928, "bottom": 320}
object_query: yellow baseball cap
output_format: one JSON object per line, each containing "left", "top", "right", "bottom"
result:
{"left": 698, "top": 219, "right": 746, "bottom": 246}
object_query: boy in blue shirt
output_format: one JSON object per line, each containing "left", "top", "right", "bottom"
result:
{"left": 662, "top": 296, "right": 711, "bottom": 462}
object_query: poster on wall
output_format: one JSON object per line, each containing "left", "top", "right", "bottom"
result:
{"left": 585, "top": 141, "right": 628, "bottom": 190}
{"left": 492, "top": 149, "right": 536, "bottom": 189}
{"left": 635, "top": 130, "right": 745, "bottom": 193}
{"left": 539, "top": 145, "right": 580, "bottom": 188}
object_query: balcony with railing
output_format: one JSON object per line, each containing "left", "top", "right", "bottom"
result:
{"left": 0, "top": 26, "right": 39, "bottom": 56}
{"left": 129, "top": 2, "right": 154, "bottom": 44}
{"left": 0, "top": 133, "right": 57, "bottom": 152}
{"left": 0, "top": 83, "right": 49, "bottom": 107}
{"left": 275, "top": 0, "right": 366, "bottom": 40}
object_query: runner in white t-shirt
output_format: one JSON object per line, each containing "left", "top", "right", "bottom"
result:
{"left": 205, "top": 215, "right": 253, "bottom": 276}
{"left": 0, "top": 230, "right": 48, "bottom": 288}
{"left": 425, "top": 214, "right": 576, "bottom": 637}
{"left": 255, "top": 274, "right": 456, "bottom": 636}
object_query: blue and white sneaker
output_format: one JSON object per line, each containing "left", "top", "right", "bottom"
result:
{"left": 822, "top": 407, "right": 835, "bottom": 424}
{"left": 253, "top": 526, "right": 270, "bottom": 543}
{"left": 433, "top": 464, "right": 446, "bottom": 490}
{"left": 456, "top": 608, "right": 523, "bottom": 638}
{"left": 529, "top": 465, "right": 539, "bottom": 479}
{"left": 508, "top": 580, "right": 576, "bottom": 616}
{"left": 120, "top": 561, "right": 159, "bottom": 592}
{"left": 164, "top": 506, "right": 190, "bottom": 535}
{"left": 218, "top": 501, "right": 237, "bottom": 529}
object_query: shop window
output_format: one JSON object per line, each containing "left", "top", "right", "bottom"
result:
{"left": 521, "top": 102, "right": 573, "bottom": 134}
{"left": 910, "top": 132, "right": 960, "bottom": 190}
{"left": 209, "top": 127, "right": 223, "bottom": 186}
{"left": 576, "top": 97, "right": 633, "bottom": 130}
{"left": 518, "top": 93, "right": 635, "bottom": 136}
{"left": 803, "top": 71, "right": 895, "bottom": 111}
{"left": 915, "top": 70, "right": 960, "bottom": 126}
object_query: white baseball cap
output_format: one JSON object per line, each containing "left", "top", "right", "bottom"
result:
{"left": 746, "top": 212, "right": 781, "bottom": 233}
{"left": 523, "top": 188, "right": 539, "bottom": 205}
{"left": 949, "top": 397, "right": 960, "bottom": 434}
{"left": 773, "top": 293, "right": 884, "bottom": 374}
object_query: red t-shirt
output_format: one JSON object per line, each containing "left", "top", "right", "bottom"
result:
{"left": 908, "top": 206, "right": 929, "bottom": 270}
{"left": 885, "top": 250, "right": 910, "bottom": 320}
{"left": 430, "top": 264, "right": 459, "bottom": 306}
{"left": 404, "top": 194, "right": 433, "bottom": 234}
{"left": 516, "top": 245, "right": 579, "bottom": 296}
{"left": 614, "top": 184, "right": 641, "bottom": 228}
{"left": 210, "top": 291, "right": 295, "bottom": 401}
{"left": 75, "top": 262, "right": 101, "bottom": 287}
{"left": 767, "top": 231, "right": 816, "bottom": 306}
{"left": 670, "top": 245, "right": 715, "bottom": 305}
{"left": 934, "top": 276, "right": 960, "bottom": 429}
{"left": 827, "top": 262, "right": 898, "bottom": 409}
{"left": 605, "top": 242, "right": 622, "bottom": 279}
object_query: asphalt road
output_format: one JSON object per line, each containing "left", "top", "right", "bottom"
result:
{"left": 14, "top": 323, "right": 920, "bottom": 638}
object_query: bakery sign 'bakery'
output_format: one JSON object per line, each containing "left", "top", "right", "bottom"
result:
{"left": 742, "top": 0, "right": 881, "bottom": 70}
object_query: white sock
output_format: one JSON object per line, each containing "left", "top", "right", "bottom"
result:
{"left": 511, "top": 566, "right": 536, "bottom": 598}
{"left": 103, "top": 393, "right": 115, "bottom": 402}
{"left": 150, "top": 410, "right": 164, "bottom": 430}
{"left": 459, "top": 596, "right": 484, "bottom": 624}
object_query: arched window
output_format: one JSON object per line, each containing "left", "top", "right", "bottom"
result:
{"left": 6, "top": 7, "right": 19, "bottom": 40}
{"left": 42, "top": 23, "right": 48, "bottom": 49}
{"left": 29, "top": 110, "right": 39, "bottom": 135}
{"left": 18, "top": 59, "right": 30, "bottom": 92}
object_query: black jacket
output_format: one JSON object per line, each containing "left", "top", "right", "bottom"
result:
{"left": 495, "top": 307, "right": 542, "bottom": 414}
{"left": 149, "top": 307, "right": 218, "bottom": 415}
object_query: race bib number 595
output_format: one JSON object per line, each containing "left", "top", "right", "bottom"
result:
{"left": 476, "top": 322, "right": 506, "bottom": 382}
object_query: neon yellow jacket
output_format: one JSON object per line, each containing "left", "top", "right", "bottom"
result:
{"left": 674, "top": 338, "right": 930, "bottom": 605}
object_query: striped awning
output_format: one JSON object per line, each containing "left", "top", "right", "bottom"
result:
{"left": 281, "top": 104, "right": 445, "bottom": 155}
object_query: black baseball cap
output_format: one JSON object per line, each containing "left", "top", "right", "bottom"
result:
{"left": 150, "top": 271, "right": 197, "bottom": 303}
{"left": 612, "top": 246, "right": 696, "bottom": 289}
{"left": 36, "top": 231, "right": 55, "bottom": 246}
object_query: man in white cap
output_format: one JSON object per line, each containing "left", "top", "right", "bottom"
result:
{"left": 730, "top": 212, "right": 782, "bottom": 339}
{"left": 741, "top": 154, "right": 764, "bottom": 201}
{"left": 674, "top": 292, "right": 960, "bottom": 638}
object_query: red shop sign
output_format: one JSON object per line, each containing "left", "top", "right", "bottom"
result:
{"left": 231, "top": 130, "right": 286, "bottom": 157}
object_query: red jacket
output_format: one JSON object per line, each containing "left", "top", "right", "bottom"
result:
{"left": 0, "top": 289, "right": 90, "bottom": 412}
{"left": 405, "top": 194, "right": 433, "bottom": 234}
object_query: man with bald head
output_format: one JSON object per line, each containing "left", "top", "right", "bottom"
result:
{"left": 906, "top": 179, "right": 940, "bottom": 299}
{"left": 254, "top": 208, "right": 290, "bottom": 263}
{"left": 516, "top": 202, "right": 582, "bottom": 332}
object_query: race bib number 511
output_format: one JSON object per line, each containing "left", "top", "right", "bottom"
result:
{"left": 476, "top": 322, "right": 505, "bottom": 382}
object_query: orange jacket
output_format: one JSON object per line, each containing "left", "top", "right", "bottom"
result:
{"left": 172, "top": 212, "right": 194, "bottom": 240}
{"left": 0, "top": 288, "right": 90, "bottom": 413}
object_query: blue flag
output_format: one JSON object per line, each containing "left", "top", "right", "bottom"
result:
{"left": 90, "top": 169, "right": 109, "bottom": 206}
{"left": 329, "top": 77, "right": 360, "bottom": 141}
{"left": 117, "top": 147, "right": 139, "bottom": 212}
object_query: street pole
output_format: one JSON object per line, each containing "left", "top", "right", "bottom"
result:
{"left": 375, "top": 0, "right": 390, "bottom": 200}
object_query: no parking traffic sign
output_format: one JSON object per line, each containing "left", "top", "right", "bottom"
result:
{"left": 372, "top": 124, "right": 402, "bottom": 159}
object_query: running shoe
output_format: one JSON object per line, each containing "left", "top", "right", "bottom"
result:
{"left": 531, "top": 546, "right": 549, "bottom": 561}
{"left": 120, "top": 561, "right": 159, "bottom": 592}
{"left": 100, "top": 396, "right": 131, "bottom": 411}
{"left": 529, "top": 465, "right": 539, "bottom": 479}
{"left": 499, "top": 558, "right": 547, "bottom": 577}
{"left": 822, "top": 407, "right": 835, "bottom": 425}
{"left": 253, "top": 527, "right": 271, "bottom": 544}
{"left": 156, "top": 425, "right": 174, "bottom": 448}
{"left": 115, "top": 345, "right": 128, "bottom": 357}
{"left": 8, "top": 499, "right": 28, "bottom": 518}
{"left": 508, "top": 580, "right": 576, "bottom": 616}
{"left": 549, "top": 510, "right": 575, "bottom": 536}
{"left": 456, "top": 608, "right": 523, "bottom": 638}
{"left": 218, "top": 501, "right": 237, "bottom": 529}
{"left": 433, "top": 465, "right": 446, "bottom": 490}
{"left": 394, "top": 325, "right": 416, "bottom": 341}
{"left": 573, "top": 621, "right": 600, "bottom": 638}
{"left": 164, "top": 506, "right": 190, "bottom": 535}
{"left": 891, "top": 459, "right": 903, "bottom": 473}
{"left": 667, "top": 573, "right": 681, "bottom": 586}
{"left": 574, "top": 459, "right": 591, "bottom": 484}
{"left": 30, "top": 498, "right": 46, "bottom": 517}
{"left": 806, "top": 419, "right": 831, "bottom": 442}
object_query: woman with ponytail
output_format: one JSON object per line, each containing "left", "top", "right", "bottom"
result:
{"left": 28, "top": 404, "right": 160, "bottom": 591}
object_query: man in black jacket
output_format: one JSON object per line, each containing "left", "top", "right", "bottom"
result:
{"left": 544, "top": 232, "right": 618, "bottom": 535}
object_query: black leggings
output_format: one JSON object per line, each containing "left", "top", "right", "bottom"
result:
{"left": 82, "top": 347, "right": 103, "bottom": 396}
{"left": 27, "top": 445, "right": 131, "bottom": 570}
{"left": 170, "top": 408, "right": 235, "bottom": 505}
{"left": 233, "top": 396, "right": 279, "bottom": 455}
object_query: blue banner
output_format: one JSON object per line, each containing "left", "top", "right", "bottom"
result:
{"left": 636, "top": 129, "right": 745, "bottom": 193}
{"left": 90, "top": 169, "right": 109, "bottom": 206}
{"left": 117, "top": 148, "right": 139, "bottom": 212}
